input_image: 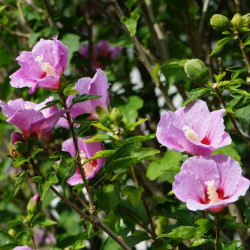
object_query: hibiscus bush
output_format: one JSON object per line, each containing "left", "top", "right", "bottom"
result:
{"left": 0, "top": 1, "right": 250, "bottom": 250}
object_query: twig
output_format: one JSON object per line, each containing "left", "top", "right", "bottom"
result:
{"left": 0, "top": 24, "right": 30, "bottom": 37}
{"left": 198, "top": 0, "right": 210, "bottom": 41}
{"left": 235, "top": 33, "right": 250, "bottom": 74}
{"left": 107, "top": 0, "right": 176, "bottom": 111}
{"left": 215, "top": 216, "right": 220, "bottom": 250}
{"left": 31, "top": 164, "right": 131, "bottom": 250}
{"left": 138, "top": 0, "right": 169, "bottom": 62}
{"left": 215, "top": 89, "right": 250, "bottom": 147}
{"left": 118, "top": 205, "right": 153, "bottom": 235}
{"left": 59, "top": 94, "right": 96, "bottom": 212}
{"left": 130, "top": 166, "right": 157, "bottom": 240}
{"left": 42, "top": 0, "right": 52, "bottom": 26}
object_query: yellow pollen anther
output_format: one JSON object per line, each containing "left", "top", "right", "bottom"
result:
{"left": 183, "top": 125, "right": 200, "bottom": 142}
{"left": 35, "top": 55, "right": 57, "bottom": 77}
{"left": 205, "top": 180, "right": 220, "bottom": 204}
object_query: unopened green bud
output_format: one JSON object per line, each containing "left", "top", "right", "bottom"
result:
{"left": 8, "top": 229, "right": 16, "bottom": 237}
{"left": 27, "top": 194, "right": 40, "bottom": 214}
{"left": 184, "top": 59, "right": 209, "bottom": 84}
{"left": 110, "top": 107, "right": 122, "bottom": 124}
{"left": 210, "top": 14, "right": 230, "bottom": 32}
{"left": 231, "top": 13, "right": 243, "bottom": 32}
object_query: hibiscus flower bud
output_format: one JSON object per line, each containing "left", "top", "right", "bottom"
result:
{"left": 27, "top": 194, "right": 40, "bottom": 214}
{"left": 231, "top": 13, "right": 243, "bottom": 32}
{"left": 11, "top": 132, "right": 25, "bottom": 145}
{"left": 184, "top": 59, "right": 209, "bottom": 84}
{"left": 210, "top": 14, "right": 230, "bottom": 32}
{"left": 110, "top": 107, "right": 122, "bottom": 125}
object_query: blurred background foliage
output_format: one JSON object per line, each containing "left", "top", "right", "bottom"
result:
{"left": 0, "top": 0, "right": 250, "bottom": 249}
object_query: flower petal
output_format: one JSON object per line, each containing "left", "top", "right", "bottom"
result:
{"left": 212, "top": 154, "right": 242, "bottom": 197}
{"left": 176, "top": 100, "right": 211, "bottom": 140}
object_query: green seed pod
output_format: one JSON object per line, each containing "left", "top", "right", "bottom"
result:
{"left": 210, "top": 14, "right": 230, "bottom": 32}
{"left": 231, "top": 13, "right": 243, "bottom": 32}
{"left": 184, "top": 59, "right": 209, "bottom": 84}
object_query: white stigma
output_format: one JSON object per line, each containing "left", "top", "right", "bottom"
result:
{"left": 205, "top": 180, "right": 220, "bottom": 204}
{"left": 35, "top": 55, "right": 57, "bottom": 77}
{"left": 183, "top": 125, "right": 200, "bottom": 142}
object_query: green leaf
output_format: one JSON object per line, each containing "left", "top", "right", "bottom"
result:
{"left": 214, "top": 72, "right": 226, "bottom": 83}
{"left": 13, "top": 170, "right": 29, "bottom": 196}
{"left": 101, "top": 236, "right": 124, "bottom": 250}
{"left": 146, "top": 151, "right": 183, "bottom": 183}
{"left": 72, "top": 94, "right": 101, "bottom": 105}
{"left": 235, "top": 105, "right": 250, "bottom": 132}
{"left": 106, "top": 143, "right": 159, "bottom": 172}
{"left": 127, "top": 118, "right": 148, "bottom": 131}
{"left": 83, "top": 134, "right": 111, "bottom": 142}
{"left": 0, "top": 231, "right": 16, "bottom": 248}
{"left": 183, "top": 88, "right": 210, "bottom": 106}
{"left": 64, "top": 84, "right": 79, "bottom": 96}
{"left": 159, "top": 226, "right": 196, "bottom": 240}
{"left": 121, "top": 134, "right": 155, "bottom": 144}
{"left": 39, "top": 173, "right": 58, "bottom": 200}
{"left": 212, "top": 144, "right": 241, "bottom": 162}
{"left": 73, "top": 113, "right": 91, "bottom": 124}
{"left": 195, "top": 218, "right": 214, "bottom": 238}
{"left": 110, "top": 33, "right": 133, "bottom": 48}
{"left": 85, "top": 150, "right": 114, "bottom": 163}
{"left": 161, "top": 59, "right": 188, "bottom": 84}
{"left": 61, "top": 33, "right": 81, "bottom": 63}
{"left": 118, "top": 95, "right": 144, "bottom": 125}
{"left": 39, "top": 99, "right": 60, "bottom": 110}
{"left": 190, "top": 238, "right": 211, "bottom": 247}
{"left": 121, "top": 8, "right": 140, "bottom": 36}
{"left": 209, "top": 37, "right": 231, "bottom": 56}
{"left": 121, "top": 186, "right": 144, "bottom": 208}
{"left": 34, "top": 213, "right": 57, "bottom": 227}
{"left": 97, "top": 184, "right": 120, "bottom": 212}
{"left": 222, "top": 241, "right": 242, "bottom": 250}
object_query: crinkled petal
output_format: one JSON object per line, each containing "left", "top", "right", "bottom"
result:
{"left": 176, "top": 100, "right": 211, "bottom": 140}
{"left": 205, "top": 109, "right": 231, "bottom": 147}
{"left": 8, "top": 109, "right": 44, "bottom": 138}
{"left": 0, "top": 99, "right": 26, "bottom": 118}
{"left": 37, "top": 76, "right": 61, "bottom": 90}
{"left": 212, "top": 154, "right": 242, "bottom": 197}
{"left": 156, "top": 111, "right": 186, "bottom": 152}
{"left": 67, "top": 172, "right": 83, "bottom": 186}
{"left": 173, "top": 170, "right": 205, "bottom": 203}
{"left": 13, "top": 246, "right": 33, "bottom": 250}
{"left": 10, "top": 69, "right": 37, "bottom": 89}
{"left": 32, "top": 38, "right": 60, "bottom": 67}
{"left": 224, "top": 176, "right": 249, "bottom": 203}
{"left": 16, "top": 51, "right": 44, "bottom": 80}
{"left": 88, "top": 69, "right": 109, "bottom": 110}
{"left": 62, "top": 138, "right": 76, "bottom": 157}
{"left": 181, "top": 156, "right": 220, "bottom": 188}
{"left": 218, "top": 133, "right": 232, "bottom": 147}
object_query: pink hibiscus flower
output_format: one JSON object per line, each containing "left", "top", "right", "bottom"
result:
{"left": 10, "top": 37, "right": 68, "bottom": 94}
{"left": 62, "top": 137, "right": 105, "bottom": 185}
{"left": 173, "top": 155, "right": 249, "bottom": 212}
{"left": 156, "top": 100, "right": 231, "bottom": 156}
